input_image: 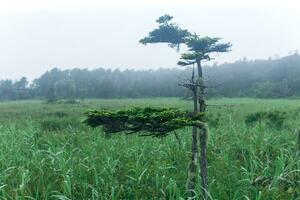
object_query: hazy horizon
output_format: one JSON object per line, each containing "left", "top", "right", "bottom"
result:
{"left": 1, "top": 0, "right": 299, "bottom": 80}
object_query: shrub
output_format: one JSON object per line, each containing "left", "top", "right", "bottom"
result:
{"left": 54, "top": 111, "right": 68, "bottom": 118}
{"left": 245, "top": 110, "right": 286, "bottom": 128}
{"left": 83, "top": 107, "right": 206, "bottom": 137}
{"left": 64, "top": 99, "right": 78, "bottom": 104}
{"left": 206, "top": 113, "right": 221, "bottom": 128}
{"left": 40, "top": 119, "right": 64, "bottom": 131}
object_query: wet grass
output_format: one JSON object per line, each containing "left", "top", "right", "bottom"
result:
{"left": 0, "top": 98, "right": 300, "bottom": 199}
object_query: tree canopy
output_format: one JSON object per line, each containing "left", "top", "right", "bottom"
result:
{"left": 178, "top": 35, "right": 232, "bottom": 66}
{"left": 139, "top": 14, "right": 190, "bottom": 49}
{"left": 83, "top": 107, "right": 206, "bottom": 138}
{"left": 139, "top": 14, "right": 231, "bottom": 66}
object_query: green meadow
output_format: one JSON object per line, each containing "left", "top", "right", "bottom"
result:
{"left": 0, "top": 98, "right": 300, "bottom": 199}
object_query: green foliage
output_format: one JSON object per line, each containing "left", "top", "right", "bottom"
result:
{"left": 139, "top": 15, "right": 190, "bottom": 49}
{"left": 178, "top": 35, "right": 232, "bottom": 66}
{"left": 40, "top": 119, "right": 65, "bottom": 131}
{"left": 140, "top": 14, "right": 231, "bottom": 67}
{"left": 54, "top": 79, "right": 76, "bottom": 99}
{"left": 1, "top": 98, "right": 300, "bottom": 199}
{"left": 245, "top": 110, "right": 287, "bottom": 128}
{"left": 2, "top": 54, "right": 300, "bottom": 100}
{"left": 0, "top": 77, "right": 32, "bottom": 100}
{"left": 156, "top": 14, "right": 173, "bottom": 24}
{"left": 206, "top": 113, "right": 222, "bottom": 128}
{"left": 56, "top": 99, "right": 78, "bottom": 104}
{"left": 83, "top": 107, "right": 205, "bottom": 137}
{"left": 40, "top": 116, "right": 80, "bottom": 132}
{"left": 53, "top": 111, "right": 68, "bottom": 118}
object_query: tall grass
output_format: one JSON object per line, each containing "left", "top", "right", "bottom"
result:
{"left": 0, "top": 98, "right": 299, "bottom": 199}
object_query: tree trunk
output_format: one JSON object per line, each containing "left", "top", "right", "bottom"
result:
{"left": 187, "top": 70, "right": 198, "bottom": 198}
{"left": 199, "top": 127, "right": 208, "bottom": 198}
{"left": 298, "top": 129, "right": 300, "bottom": 151}
{"left": 197, "top": 60, "right": 208, "bottom": 199}
{"left": 187, "top": 126, "right": 198, "bottom": 198}
{"left": 197, "top": 60, "right": 205, "bottom": 112}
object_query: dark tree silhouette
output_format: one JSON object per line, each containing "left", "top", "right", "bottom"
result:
{"left": 139, "top": 14, "right": 190, "bottom": 49}
{"left": 141, "top": 14, "right": 231, "bottom": 199}
{"left": 178, "top": 34, "right": 231, "bottom": 198}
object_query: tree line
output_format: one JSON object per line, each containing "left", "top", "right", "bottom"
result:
{"left": 0, "top": 53, "right": 299, "bottom": 101}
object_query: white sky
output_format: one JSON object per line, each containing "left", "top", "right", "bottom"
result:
{"left": 0, "top": 0, "right": 300, "bottom": 79}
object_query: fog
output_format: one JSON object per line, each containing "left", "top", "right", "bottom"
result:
{"left": 0, "top": 0, "right": 299, "bottom": 79}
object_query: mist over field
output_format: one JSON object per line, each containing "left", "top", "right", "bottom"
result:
{"left": 1, "top": 53, "right": 300, "bottom": 100}
{"left": 1, "top": 1, "right": 300, "bottom": 199}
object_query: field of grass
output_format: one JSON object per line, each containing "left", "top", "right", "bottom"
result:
{"left": 0, "top": 98, "right": 300, "bottom": 199}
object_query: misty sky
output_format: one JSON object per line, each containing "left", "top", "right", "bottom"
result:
{"left": 0, "top": 0, "right": 299, "bottom": 80}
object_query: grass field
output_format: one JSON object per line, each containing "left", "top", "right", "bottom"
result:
{"left": 0, "top": 98, "right": 300, "bottom": 199}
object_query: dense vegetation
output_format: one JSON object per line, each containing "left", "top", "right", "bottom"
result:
{"left": 1, "top": 9, "right": 297, "bottom": 200}
{"left": 206, "top": 52, "right": 300, "bottom": 98}
{"left": 0, "top": 98, "right": 300, "bottom": 199}
{"left": 138, "top": 14, "right": 232, "bottom": 198}
{"left": 1, "top": 53, "right": 300, "bottom": 101}
{"left": 84, "top": 107, "right": 205, "bottom": 137}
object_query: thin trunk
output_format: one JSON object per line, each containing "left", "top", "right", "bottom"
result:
{"left": 298, "top": 129, "right": 300, "bottom": 151}
{"left": 197, "top": 60, "right": 205, "bottom": 112}
{"left": 199, "top": 127, "right": 208, "bottom": 198}
{"left": 197, "top": 60, "right": 209, "bottom": 199}
{"left": 187, "top": 125, "right": 198, "bottom": 198}
{"left": 187, "top": 68, "right": 198, "bottom": 198}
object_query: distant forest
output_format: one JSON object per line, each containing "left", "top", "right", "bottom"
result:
{"left": 1, "top": 53, "right": 300, "bottom": 100}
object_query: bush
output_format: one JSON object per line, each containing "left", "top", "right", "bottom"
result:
{"left": 206, "top": 113, "right": 221, "bottom": 128}
{"left": 245, "top": 110, "right": 286, "bottom": 128}
{"left": 64, "top": 99, "right": 78, "bottom": 104}
{"left": 54, "top": 111, "right": 68, "bottom": 118}
{"left": 40, "top": 119, "right": 64, "bottom": 131}
{"left": 46, "top": 111, "right": 68, "bottom": 118}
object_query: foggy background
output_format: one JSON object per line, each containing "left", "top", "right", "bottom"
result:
{"left": 0, "top": 0, "right": 299, "bottom": 80}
